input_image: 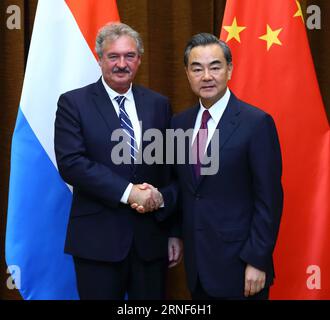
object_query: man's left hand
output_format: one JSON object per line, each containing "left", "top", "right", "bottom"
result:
{"left": 244, "top": 264, "right": 266, "bottom": 297}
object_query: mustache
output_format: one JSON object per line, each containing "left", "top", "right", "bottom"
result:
{"left": 112, "top": 67, "right": 131, "bottom": 74}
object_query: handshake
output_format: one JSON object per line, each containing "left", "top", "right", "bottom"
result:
{"left": 128, "top": 183, "right": 164, "bottom": 214}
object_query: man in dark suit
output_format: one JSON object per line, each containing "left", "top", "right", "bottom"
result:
{"left": 54, "top": 22, "right": 182, "bottom": 300}
{"left": 171, "top": 33, "right": 283, "bottom": 299}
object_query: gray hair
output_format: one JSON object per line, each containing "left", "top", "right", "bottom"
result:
{"left": 184, "top": 33, "right": 232, "bottom": 66}
{"left": 95, "top": 22, "right": 144, "bottom": 58}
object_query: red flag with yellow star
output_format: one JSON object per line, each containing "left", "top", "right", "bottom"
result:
{"left": 221, "top": 0, "right": 330, "bottom": 299}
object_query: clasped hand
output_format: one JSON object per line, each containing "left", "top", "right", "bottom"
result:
{"left": 128, "top": 183, "right": 163, "bottom": 213}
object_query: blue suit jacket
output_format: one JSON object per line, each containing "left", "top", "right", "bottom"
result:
{"left": 172, "top": 92, "right": 283, "bottom": 297}
{"left": 55, "top": 78, "right": 177, "bottom": 262}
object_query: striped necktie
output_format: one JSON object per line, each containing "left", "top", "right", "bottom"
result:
{"left": 115, "top": 95, "right": 137, "bottom": 162}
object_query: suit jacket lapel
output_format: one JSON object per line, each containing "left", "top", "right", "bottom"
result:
{"left": 132, "top": 85, "right": 153, "bottom": 173}
{"left": 179, "top": 104, "right": 200, "bottom": 190}
{"left": 92, "top": 78, "right": 136, "bottom": 172}
{"left": 195, "top": 92, "right": 242, "bottom": 188}
{"left": 92, "top": 78, "right": 121, "bottom": 132}
{"left": 217, "top": 92, "right": 242, "bottom": 150}
{"left": 132, "top": 85, "right": 147, "bottom": 140}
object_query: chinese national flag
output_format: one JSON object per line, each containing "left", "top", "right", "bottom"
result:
{"left": 221, "top": 0, "right": 330, "bottom": 299}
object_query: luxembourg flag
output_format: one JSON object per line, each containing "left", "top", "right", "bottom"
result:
{"left": 6, "top": 0, "right": 119, "bottom": 300}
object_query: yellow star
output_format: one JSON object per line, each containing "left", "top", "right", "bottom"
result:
{"left": 223, "top": 17, "right": 247, "bottom": 43}
{"left": 259, "top": 24, "right": 283, "bottom": 51}
{"left": 294, "top": 0, "right": 304, "bottom": 22}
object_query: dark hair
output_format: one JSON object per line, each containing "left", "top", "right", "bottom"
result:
{"left": 184, "top": 33, "right": 232, "bottom": 66}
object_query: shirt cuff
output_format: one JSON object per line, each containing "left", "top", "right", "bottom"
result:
{"left": 120, "top": 183, "right": 133, "bottom": 204}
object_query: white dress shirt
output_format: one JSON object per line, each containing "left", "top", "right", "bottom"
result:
{"left": 192, "top": 87, "right": 231, "bottom": 151}
{"left": 102, "top": 77, "right": 141, "bottom": 204}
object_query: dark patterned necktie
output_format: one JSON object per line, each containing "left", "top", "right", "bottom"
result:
{"left": 115, "top": 95, "right": 137, "bottom": 162}
{"left": 192, "top": 110, "right": 211, "bottom": 177}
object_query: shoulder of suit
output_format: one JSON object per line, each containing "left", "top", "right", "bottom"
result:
{"left": 173, "top": 103, "right": 199, "bottom": 119}
{"left": 132, "top": 84, "right": 169, "bottom": 101}
{"left": 233, "top": 95, "right": 272, "bottom": 120}
{"left": 60, "top": 81, "right": 97, "bottom": 100}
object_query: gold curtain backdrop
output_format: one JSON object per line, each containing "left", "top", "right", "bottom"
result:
{"left": 0, "top": 0, "right": 329, "bottom": 299}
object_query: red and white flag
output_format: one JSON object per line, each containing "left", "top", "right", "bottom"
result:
{"left": 6, "top": 0, "right": 119, "bottom": 299}
{"left": 221, "top": 0, "right": 330, "bottom": 299}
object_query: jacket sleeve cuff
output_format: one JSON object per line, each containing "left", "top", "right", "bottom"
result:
{"left": 120, "top": 183, "right": 133, "bottom": 204}
{"left": 239, "top": 242, "right": 272, "bottom": 272}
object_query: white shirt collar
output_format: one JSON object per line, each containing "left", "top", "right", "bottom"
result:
{"left": 101, "top": 76, "right": 133, "bottom": 102}
{"left": 199, "top": 87, "right": 231, "bottom": 123}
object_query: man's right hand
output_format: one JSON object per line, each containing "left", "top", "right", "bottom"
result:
{"left": 128, "top": 183, "right": 163, "bottom": 213}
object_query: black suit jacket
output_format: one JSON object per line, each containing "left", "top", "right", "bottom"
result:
{"left": 55, "top": 78, "right": 177, "bottom": 262}
{"left": 171, "top": 92, "right": 283, "bottom": 297}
